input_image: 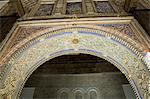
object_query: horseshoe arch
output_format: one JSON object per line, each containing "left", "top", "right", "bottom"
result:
{"left": 0, "top": 27, "right": 149, "bottom": 99}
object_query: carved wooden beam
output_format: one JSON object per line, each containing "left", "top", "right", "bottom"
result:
{"left": 138, "top": 0, "right": 150, "bottom": 9}
{"left": 124, "top": 0, "right": 131, "bottom": 12}
{"left": 53, "top": 0, "right": 66, "bottom": 15}
{"left": 0, "top": 1, "right": 10, "bottom": 16}
{"left": 10, "top": 0, "right": 25, "bottom": 16}
{"left": 0, "top": 0, "right": 20, "bottom": 16}
{"left": 124, "top": 0, "right": 139, "bottom": 12}
{"left": 83, "top": 0, "right": 95, "bottom": 14}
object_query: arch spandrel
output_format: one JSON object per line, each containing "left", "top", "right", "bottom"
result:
{"left": 1, "top": 17, "right": 150, "bottom": 61}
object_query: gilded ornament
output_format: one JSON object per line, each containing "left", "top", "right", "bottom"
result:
{"left": 124, "top": 58, "right": 128, "bottom": 64}
{"left": 72, "top": 39, "right": 79, "bottom": 44}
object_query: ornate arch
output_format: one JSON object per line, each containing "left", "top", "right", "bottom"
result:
{"left": 0, "top": 27, "right": 149, "bottom": 99}
{"left": 57, "top": 88, "right": 71, "bottom": 99}
{"left": 73, "top": 88, "right": 85, "bottom": 99}
{"left": 87, "top": 87, "right": 100, "bottom": 99}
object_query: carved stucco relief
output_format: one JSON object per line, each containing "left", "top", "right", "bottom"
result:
{"left": 0, "top": 29, "right": 149, "bottom": 99}
{"left": 1, "top": 23, "right": 146, "bottom": 61}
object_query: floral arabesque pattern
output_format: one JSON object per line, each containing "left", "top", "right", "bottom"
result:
{"left": 66, "top": 2, "right": 83, "bottom": 15}
{"left": 12, "top": 26, "right": 51, "bottom": 47}
{"left": 35, "top": 4, "right": 54, "bottom": 16}
{"left": 94, "top": 1, "right": 114, "bottom": 13}
{"left": 97, "top": 24, "right": 134, "bottom": 37}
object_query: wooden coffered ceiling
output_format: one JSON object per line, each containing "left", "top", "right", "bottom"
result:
{"left": 17, "top": 0, "right": 150, "bottom": 15}
{"left": 0, "top": 0, "right": 150, "bottom": 17}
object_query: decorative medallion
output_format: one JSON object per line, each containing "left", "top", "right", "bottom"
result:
{"left": 72, "top": 38, "right": 79, "bottom": 44}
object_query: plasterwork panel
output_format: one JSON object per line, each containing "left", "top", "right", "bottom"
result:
{"left": 34, "top": 4, "right": 54, "bottom": 16}
{"left": 0, "top": 29, "right": 149, "bottom": 99}
{"left": 94, "top": 1, "right": 114, "bottom": 13}
{"left": 12, "top": 26, "right": 51, "bottom": 47}
{"left": 0, "top": 26, "right": 52, "bottom": 61}
{"left": 66, "top": 2, "right": 83, "bottom": 14}
{"left": 97, "top": 24, "right": 134, "bottom": 37}
{"left": 8, "top": 23, "right": 143, "bottom": 51}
